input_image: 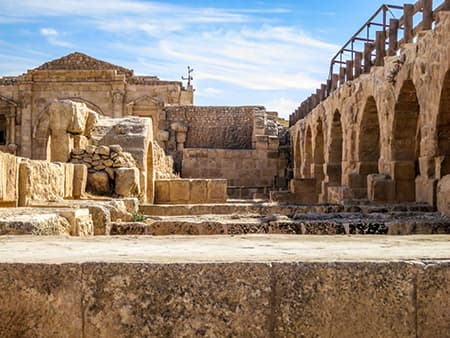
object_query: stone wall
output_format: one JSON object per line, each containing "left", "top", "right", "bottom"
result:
{"left": 155, "top": 179, "right": 227, "bottom": 204}
{"left": 0, "top": 260, "right": 448, "bottom": 337}
{"left": 182, "top": 149, "right": 278, "bottom": 187}
{"left": 288, "top": 12, "right": 450, "bottom": 208}
{"left": 0, "top": 150, "right": 88, "bottom": 207}
{"left": 162, "top": 106, "right": 262, "bottom": 151}
{"left": 0, "top": 152, "right": 19, "bottom": 206}
{"left": 0, "top": 52, "right": 193, "bottom": 159}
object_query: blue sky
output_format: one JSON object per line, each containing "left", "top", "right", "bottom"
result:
{"left": 0, "top": 0, "right": 410, "bottom": 118}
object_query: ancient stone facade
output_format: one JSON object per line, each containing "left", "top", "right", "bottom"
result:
{"left": 288, "top": 11, "right": 450, "bottom": 215}
{"left": 0, "top": 52, "right": 193, "bottom": 159}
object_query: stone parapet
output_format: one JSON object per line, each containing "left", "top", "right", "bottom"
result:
{"left": 154, "top": 179, "right": 227, "bottom": 204}
{"left": 0, "top": 236, "right": 448, "bottom": 337}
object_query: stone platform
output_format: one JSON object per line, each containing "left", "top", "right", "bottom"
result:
{"left": 0, "top": 235, "right": 449, "bottom": 337}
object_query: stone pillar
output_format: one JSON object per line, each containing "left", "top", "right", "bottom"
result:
{"left": 18, "top": 82, "right": 32, "bottom": 158}
{"left": 112, "top": 91, "right": 124, "bottom": 118}
{"left": 8, "top": 107, "right": 16, "bottom": 144}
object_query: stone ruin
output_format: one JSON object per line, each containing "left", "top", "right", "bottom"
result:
{"left": 0, "top": 2, "right": 449, "bottom": 336}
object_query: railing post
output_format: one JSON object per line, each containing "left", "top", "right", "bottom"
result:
{"left": 364, "top": 43, "right": 374, "bottom": 73}
{"left": 404, "top": 4, "right": 414, "bottom": 43}
{"left": 320, "top": 84, "right": 327, "bottom": 101}
{"left": 422, "top": 0, "right": 433, "bottom": 30}
{"left": 354, "top": 52, "right": 362, "bottom": 78}
{"left": 346, "top": 60, "right": 354, "bottom": 81}
{"left": 375, "top": 31, "right": 386, "bottom": 66}
{"left": 444, "top": 0, "right": 450, "bottom": 10}
{"left": 326, "top": 79, "right": 332, "bottom": 97}
{"left": 331, "top": 74, "right": 339, "bottom": 91}
{"left": 339, "top": 67, "right": 346, "bottom": 86}
{"left": 388, "top": 19, "right": 399, "bottom": 56}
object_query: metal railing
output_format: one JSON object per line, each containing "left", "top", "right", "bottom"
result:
{"left": 289, "top": 0, "right": 450, "bottom": 127}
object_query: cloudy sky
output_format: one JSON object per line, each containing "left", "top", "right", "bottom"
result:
{"left": 0, "top": 0, "right": 410, "bottom": 118}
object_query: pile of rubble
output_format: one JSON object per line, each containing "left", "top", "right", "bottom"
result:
{"left": 69, "top": 144, "right": 140, "bottom": 197}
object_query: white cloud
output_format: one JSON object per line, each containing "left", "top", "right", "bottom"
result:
{"left": 39, "top": 27, "right": 72, "bottom": 47}
{"left": 265, "top": 97, "right": 299, "bottom": 119}
{"left": 40, "top": 28, "right": 58, "bottom": 36}
{"left": 197, "top": 87, "right": 224, "bottom": 98}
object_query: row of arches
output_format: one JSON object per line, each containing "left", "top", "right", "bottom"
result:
{"left": 292, "top": 70, "right": 450, "bottom": 204}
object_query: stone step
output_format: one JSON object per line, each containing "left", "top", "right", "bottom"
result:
{"left": 140, "top": 202, "right": 435, "bottom": 217}
{"left": 0, "top": 235, "right": 449, "bottom": 337}
{"left": 110, "top": 213, "right": 450, "bottom": 236}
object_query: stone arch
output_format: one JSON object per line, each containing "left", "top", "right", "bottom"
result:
{"left": 303, "top": 126, "right": 313, "bottom": 177}
{"left": 392, "top": 80, "right": 420, "bottom": 201}
{"left": 33, "top": 109, "right": 51, "bottom": 160}
{"left": 327, "top": 110, "right": 343, "bottom": 185}
{"left": 313, "top": 118, "right": 325, "bottom": 180}
{"left": 293, "top": 129, "right": 302, "bottom": 178}
{"left": 358, "top": 96, "right": 381, "bottom": 179}
{"left": 0, "top": 96, "right": 18, "bottom": 150}
{"left": 59, "top": 97, "right": 104, "bottom": 115}
{"left": 437, "top": 70, "right": 450, "bottom": 177}
{"left": 146, "top": 141, "right": 155, "bottom": 203}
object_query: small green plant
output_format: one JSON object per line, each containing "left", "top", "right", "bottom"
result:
{"left": 131, "top": 211, "right": 145, "bottom": 222}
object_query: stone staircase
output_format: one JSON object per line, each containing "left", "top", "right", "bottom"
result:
{"left": 106, "top": 200, "right": 450, "bottom": 236}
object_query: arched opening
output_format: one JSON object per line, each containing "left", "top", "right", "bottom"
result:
{"left": 328, "top": 110, "right": 343, "bottom": 185}
{"left": 359, "top": 97, "right": 380, "bottom": 165}
{"left": 313, "top": 119, "right": 325, "bottom": 180}
{"left": 303, "top": 126, "right": 313, "bottom": 177}
{"left": 294, "top": 130, "right": 302, "bottom": 178}
{"left": 437, "top": 70, "right": 450, "bottom": 177}
{"left": 0, "top": 115, "right": 6, "bottom": 145}
{"left": 146, "top": 141, "right": 155, "bottom": 203}
{"left": 392, "top": 80, "right": 420, "bottom": 201}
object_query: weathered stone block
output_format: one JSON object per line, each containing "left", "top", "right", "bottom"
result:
{"left": 207, "top": 180, "right": 227, "bottom": 203}
{"left": 395, "top": 179, "right": 416, "bottom": 202}
{"left": 417, "top": 262, "right": 450, "bottom": 337}
{"left": 169, "top": 180, "right": 190, "bottom": 203}
{"left": 367, "top": 174, "right": 395, "bottom": 202}
{"left": 0, "top": 264, "right": 82, "bottom": 337}
{"left": 155, "top": 180, "right": 170, "bottom": 204}
{"left": 114, "top": 167, "right": 140, "bottom": 197}
{"left": 415, "top": 176, "right": 438, "bottom": 206}
{"left": 190, "top": 180, "right": 208, "bottom": 204}
{"left": 273, "top": 262, "right": 417, "bottom": 337}
{"left": 87, "top": 171, "right": 111, "bottom": 196}
{"left": 63, "top": 163, "right": 74, "bottom": 199}
{"left": 437, "top": 175, "right": 450, "bottom": 217}
{"left": 82, "top": 263, "right": 271, "bottom": 337}
{"left": 390, "top": 161, "right": 417, "bottom": 180}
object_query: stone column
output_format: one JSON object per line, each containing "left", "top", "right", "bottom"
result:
{"left": 112, "top": 90, "right": 124, "bottom": 118}
{"left": 7, "top": 107, "right": 16, "bottom": 144}
{"left": 18, "top": 82, "right": 32, "bottom": 158}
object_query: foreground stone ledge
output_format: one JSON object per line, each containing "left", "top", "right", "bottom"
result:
{"left": 0, "top": 236, "right": 448, "bottom": 337}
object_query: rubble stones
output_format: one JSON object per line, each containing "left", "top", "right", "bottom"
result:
{"left": 70, "top": 146, "right": 140, "bottom": 198}
{"left": 95, "top": 145, "right": 110, "bottom": 156}
{"left": 109, "top": 144, "right": 123, "bottom": 153}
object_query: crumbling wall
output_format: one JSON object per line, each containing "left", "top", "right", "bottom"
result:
{"left": 163, "top": 106, "right": 261, "bottom": 151}
{"left": 153, "top": 142, "right": 176, "bottom": 179}
{"left": 182, "top": 149, "right": 278, "bottom": 187}
{"left": 0, "top": 152, "right": 19, "bottom": 206}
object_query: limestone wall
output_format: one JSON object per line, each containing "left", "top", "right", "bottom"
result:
{"left": 18, "top": 160, "right": 87, "bottom": 207}
{"left": 163, "top": 106, "right": 261, "bottom": 150}
{"left": 0, "top": 151, "right": 87, "bottom": 207}
{"left": 0, "top": 260, "right": 448, "bottom": 337}
{"left": 289, "top": 12, "right": 450, "bottom": 208}
{"left": 155, "top": 179, "right": 227, "bottom": 204}
{"left": 182, "top": 149, "right": 278, "bottom": 187}
{"left": 0, "top": 152, "right": 19, "bottom": 206}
